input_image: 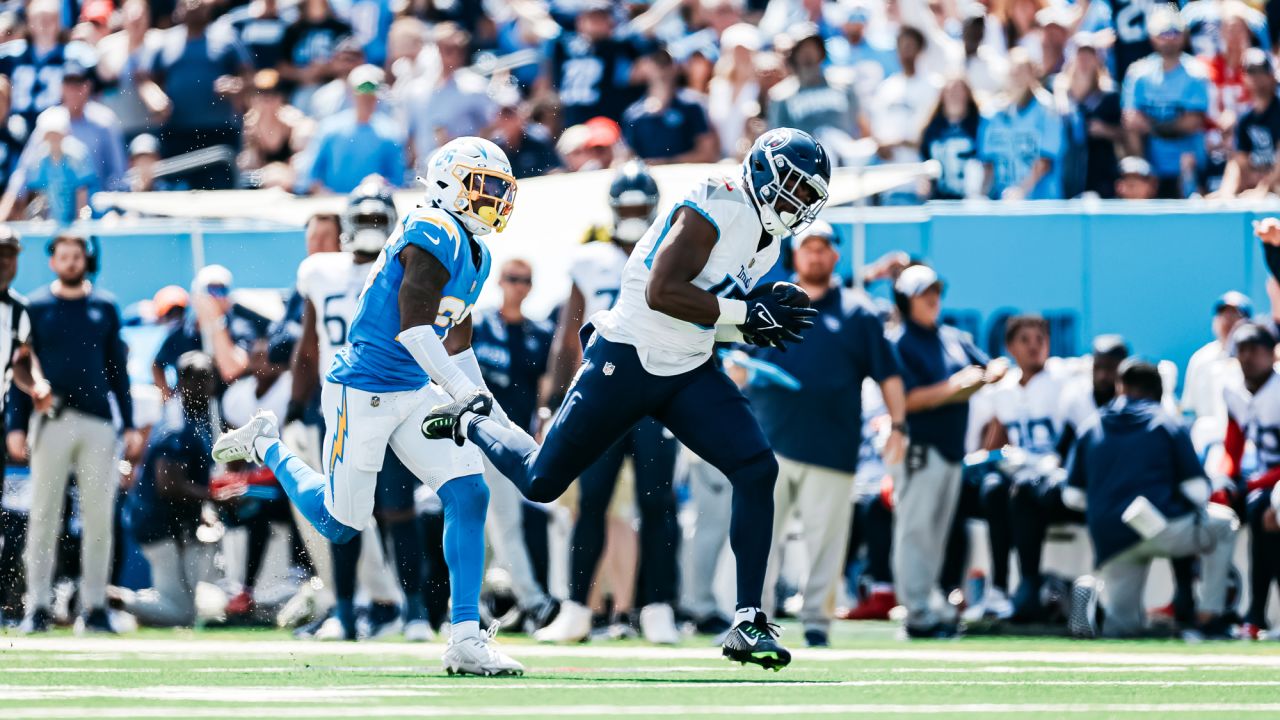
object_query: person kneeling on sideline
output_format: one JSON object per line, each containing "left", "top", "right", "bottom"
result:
{"left": 1065, "top": 359, "right": 1239, "bottom": 639}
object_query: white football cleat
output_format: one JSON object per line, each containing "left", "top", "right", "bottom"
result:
{"left": 312, "top": 616, "right": 355, "bottom": 641}
{"left": 404, "top": 619, "right": 434, "bottom": 642}
{"left": 639, "top": 603, "right": 681, "bottom": 645}
{"left": 443, "top": 626, "right": 525, "bottom": 677}
{"left": 533, "top": 599, "right": 592, "bottom": 643}
{"left": 212, "top": 410, "right": 279, "bottom": 464}
{"left": 961, "top": 586, "right": 1014, "bottom": 623}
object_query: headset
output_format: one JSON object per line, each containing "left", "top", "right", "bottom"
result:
{"left": 45, "top": 233, "right": 101, "bottom": 277}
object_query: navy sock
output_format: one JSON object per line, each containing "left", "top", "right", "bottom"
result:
{"left": 725, "top": 452, "right": 778, "bottom": 610}
{"left": 436, "top": 474, "right": 489, "bottom": 625}
{"left": 465, "top": 416, "right": 539, "bottom": 495}
{"left": 330, "top": 532, "right": 361, "bottom": 625}
{"left": 387, "top": 519, "right": 425, "bottom": 618}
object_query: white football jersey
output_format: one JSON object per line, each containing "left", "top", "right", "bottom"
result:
{"left": 593, "top": 172, "right": 776, "bottom": 376}
{"left": 569, "top": 241, "right": 630, "bottom": 320}
{"left": 296, "top": 252, "right": 377, "bottom": 377}
{"left": 970, "top": 362, "right": 1073, "bottom": 458}
{"left": 1223, "top": 370, "right": 1280, "bottom": 470}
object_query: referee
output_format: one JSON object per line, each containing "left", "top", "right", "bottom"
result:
{"left": 0, "top": 225, "right": 29, "bottom": 620}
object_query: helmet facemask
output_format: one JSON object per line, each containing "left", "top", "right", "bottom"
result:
{"left": 452, "top": 164, "right": 517, "bottom": 234}
{"left": 752, "top": 156, "right": 829, "bottom": 237}
{"left": 610, "top": 189, "right": 657, "bottom": 245}
{"left": 343, "top": 203, "right": 396, "bottom": 254}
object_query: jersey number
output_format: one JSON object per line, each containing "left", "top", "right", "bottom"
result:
{"left": 322, "top": 294, "right": 349, "bottom": 346}
{"left": 435, "top": 296, "right": 474, "bottom": 329}
{"left": 9, "top": 64, "right": 62, "bottom": 115}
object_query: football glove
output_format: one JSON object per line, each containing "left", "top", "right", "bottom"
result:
{"left": 738, "top": 282, "right": 817, "bottom": 351}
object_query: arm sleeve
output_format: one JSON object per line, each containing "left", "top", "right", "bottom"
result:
{"left": 451, "top": 347, "right": 512, "bottom": 427}
{"left": 104, "top": 300, "right": 135, "bottom": 429}
{"left": 398, "top": 324, "right": 478, "bottom": 401}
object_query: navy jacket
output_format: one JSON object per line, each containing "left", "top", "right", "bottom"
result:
{"left": 1066, "top": 397, "right": 1201, "bottom": 566}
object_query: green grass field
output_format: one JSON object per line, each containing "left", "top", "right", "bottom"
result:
{"left": 4, "top": 622, "right": 1280, "bottom": 719}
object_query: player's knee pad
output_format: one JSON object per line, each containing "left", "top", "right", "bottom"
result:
{"left": 724, "top": 450, "right": 779, "bottom": 495}
{"left": 439, "top": 473, "right": 490, "bottom": 520}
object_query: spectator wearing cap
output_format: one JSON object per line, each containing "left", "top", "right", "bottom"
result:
{"left": 120, "top": 351, "right": 220, "bottom": 627}
{"left": 870, "top": 26, "right": 941, "bottom": 175}
{"left": 1056, "top": 36, "right": 1122, "bottom": 198}
{"left": 12, "top": 232, "right": 142, "bottom": 635}
{"left": 154, "top": 264, "right": 271, "bottom": 390}
{"left": 621, "top": 49, "right": 718, "bottom": 165}
{"left": 540, "top": 1, "right": 646, "bottom": 127}
{"left": 1114, "top": 155, "right": 1158, "bottom": 199}
{"left": 279, "top": 0, "right": 352, "bottom": 109}
{"left": 826, "top": 0, "right": 900, "bottom": 87}
{"left": 747, "top": 221, "right": 905, "bottom": 648}
{"left": 767, "top": 26, "right": 868, "bottom": 165}
{"left": 239, "top": 70, "right": 311, "bottom": 189}
{"left": 1035, "top": 5, "right": 1076, "bottom": 81}
{"left": 1182, "top": 291, "right": 1251, "bottom": 426}
{"left": 707, "top": 23, "right": 761, "bottom": 160}
{"left": 556, "top": 119, "right": 619, "bottom": 172}
{"left": 1218, "top": 322, "right": 1280, "bottom": 637}
{"left": 127, "top": 133, "right": 172, "bottom": 192}
{"left": 889, "top": 264, "right": 1006, "bottom": 637}
{"left": 1122, "top": 6, "right": 1210, "bottom": 198}
{"left": 980, "top": 49, "right": 1067, "bottom": 200}
{"left": 491, "top": 100, "right": 561, "bottom": 178}
{"left": 134, "top": 0, "right": 254, "bottom": 190}
{"left": 27, "top": 58, "right": 128, "bottom": 192}
{"left": 1218, "top": 49, "right": 1280, "bottom": 197}
{"left": 403, "top": 23, "right": 498, "bottom": 173}
{"left": 1066, "top": 359, "right": 1239, "bottom": 639}
{"left": 228, "top": 0, "right": 298, "bottom": 70}
{"left": 301, "top": 65, "right": 405, "bottom": 194}
{"left": 2, "top": 108, "right": 95, "bottom": 224}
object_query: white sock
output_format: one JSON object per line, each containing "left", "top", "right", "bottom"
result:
{"left": 253, "top": 436, "right": 276, "bottom": 463}
{"left": 871, "top": 582, "right": 894, "bottom": 594}
{"left": 452, "top": 620, "right": 480, "bottom": 642}
{"left": 734, "top": 607, "right": 761, "bottom": 627}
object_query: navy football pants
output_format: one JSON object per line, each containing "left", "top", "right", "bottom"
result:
{"left": 468, "top": 334, "right": 778, "bottom": 609}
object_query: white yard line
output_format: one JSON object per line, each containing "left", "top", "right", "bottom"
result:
{"left": 6, "top": 703, "right": 1280, "bottom": 718}
{"left": 6, "top": 636, "right": 1280, "bottom": 668}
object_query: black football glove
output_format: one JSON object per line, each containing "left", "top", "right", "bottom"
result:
{"left": 738, "top": 283, "right": 816, "bottom": 352}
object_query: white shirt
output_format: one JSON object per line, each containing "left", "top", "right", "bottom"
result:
{"left": 1223, "top": 369, "right": 1280, "bottom": 471}
{"left": 968, "top": 362, "right": 1074, "bottom": 458}
{"left": 296, "top": 252, "right": 377, "bottom": 378}
{"left": 1183, "top": 339, "right": 1240, "bottom": 423}
{"left": 593, "top": 171, "right": 777, "bottom": 376}
{"left": 222, "top": 371, "right": 293, "bottom": 428}
{"left": 569, "top": 241, "right": 630, "bottom": 321}
{"left": 707, "top": 76, "right": 760, "bottom": 159}
{"left": 870, "top": 72, "right": 940, "bottom": 163}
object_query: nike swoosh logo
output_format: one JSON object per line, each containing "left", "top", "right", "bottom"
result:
{"left": 740, "top": 630, "right": 758, "bottom": 646}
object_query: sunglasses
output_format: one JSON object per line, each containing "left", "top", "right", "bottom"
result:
{"left": 206, "top": 284, "right": 230, "bottom": 298}
{"left": 503, "top": 275, "right": 532, "bottom": 285}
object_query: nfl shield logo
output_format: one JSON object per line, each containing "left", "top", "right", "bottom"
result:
{"left": 602, "top": 362, "right": 615, "bottom": 376}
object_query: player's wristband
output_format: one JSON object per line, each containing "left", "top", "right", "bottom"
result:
{"left": 717, "top": 297, "right": 747, "bottom": 325}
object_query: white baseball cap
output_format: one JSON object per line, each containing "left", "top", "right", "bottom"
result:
{"left": 790, "top": 219, "right": 836, "bottom": 251}
{"left": 895, "top": 264, "right": 943, "bottom": 296}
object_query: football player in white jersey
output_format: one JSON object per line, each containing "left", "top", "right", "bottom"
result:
{"left": 536, "top": 162, "right": 684, "bottom": 645}
{"left": 425, "top": 128, "right": 830, "bottom": 669}
{"left": 1219, "top": 322, "right": 1280, "bottom": 639}
{"left": 287, "top": 177, "right": 433, "bottom": 643}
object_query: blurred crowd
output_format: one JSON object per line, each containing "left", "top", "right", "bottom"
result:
{"left": 7, "top": 0, "right": 1280, "bottom": 222}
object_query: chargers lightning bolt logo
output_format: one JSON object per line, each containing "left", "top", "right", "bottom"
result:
{"left": 328, "top": 387, "right": 349, "bottom": 490}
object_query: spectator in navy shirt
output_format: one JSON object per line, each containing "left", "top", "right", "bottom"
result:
{"left": 543, "top": 1, "right": 645, "bottom": 127}
{"left": 122, "top": 351, "right": 219, "bottom": 627}
{"left": 748, "top": 221, "right": 905, "bottom": 648}
{"left": 621, "top": 49, "right": 718, "bottom": 165}
{"left": 491, "top": 101, "right": 561, "bottom": 179}
{"left": 889, "top": 264, "right": 1006, "bottom": 638}
{"left": 134, "top": 0, "right": 254, "bottom": 190}
{"left": 1219, "top": 49, "right": 1280, "bottom": 197}
{"left": 14, "top": 233, "right": 141, "bottom": 635}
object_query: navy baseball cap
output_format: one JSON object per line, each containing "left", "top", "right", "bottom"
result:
{"left": 1214, "top": 290, "right": 1253, "bottom": 318}
{"left": 1231, "top": 321, "right": 1275, "bottom": 351}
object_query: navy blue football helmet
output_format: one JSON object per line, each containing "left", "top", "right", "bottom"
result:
{"left": 743, "top": 128, "right": 831, "bottom": 237}
{"left": 608, "top": 161, "right": 660, "bottom": 244}
{"left": 343, "top": 174, "right": 399, "bottom": 254}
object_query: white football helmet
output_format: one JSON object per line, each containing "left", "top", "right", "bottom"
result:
{"left": 421, "top": 137, "right": 517, "bottom": 236}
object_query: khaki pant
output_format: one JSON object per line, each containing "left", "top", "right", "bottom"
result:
{"left": 24, "top": 409, "right": 118, "bottom": 612}
{"left": 892, "top": 444, "right": 962, "bottom": 629}
{"left": 763, "top": 455, "right": 856, "bottom": 632}
{"left": 1100, "top": 503, "right": 1239, "bottom": 637}
{"left": 126, "top": 538, "right": 215, "bottom": 626}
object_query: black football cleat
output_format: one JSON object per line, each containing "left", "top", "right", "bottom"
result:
{"left": 722, "top": 611, "right": 791, "bottom": 671}
{"left": 421, "top": 389, "right": 494, "bottom": 446}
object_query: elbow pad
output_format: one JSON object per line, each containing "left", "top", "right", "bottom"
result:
{"left": 398, "top": 325, "right": 478, "bottom": 401}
